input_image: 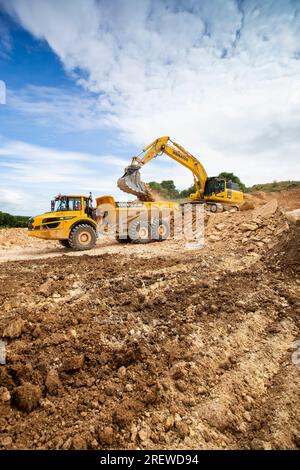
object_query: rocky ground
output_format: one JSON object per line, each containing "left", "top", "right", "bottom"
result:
{"left": 0, "top": 197, "right": 299, "bottom": 450}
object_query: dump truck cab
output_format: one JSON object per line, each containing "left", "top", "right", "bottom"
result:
{"left": 28, "top": 194, "right": 98, "bottom": 250}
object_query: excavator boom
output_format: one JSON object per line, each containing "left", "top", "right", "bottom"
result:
{"left": 117, "top": 136, "right": 207, "bottom": 201}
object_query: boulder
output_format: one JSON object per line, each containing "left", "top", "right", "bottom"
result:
{"left": 3, "top": 318, "right": 25, "bottom": 339}
{"left": 285, "top": 209, "right": 300, "bottom": 226}
{"left": 98, "top": 426, "right": 114, "bottom": 446}
{"left": 45, "top": 369, "right": 62, "bottom": 395}
{"left": 62, "top": 354, "right": 84, "bottom": 372}
{"left": 14, "top": 382, "right": 41, "bottom": 412}
{"left": 253, "top": 200, "right": 278, "bottom": 218}
{"left": 72, "top": 435, "right": 87, "bottom": 450}
{"left": 239, "top": 223, "right": 258, "bottom": 232}
{"left": 240, "top": 201, "right": 255, "bottom": 211}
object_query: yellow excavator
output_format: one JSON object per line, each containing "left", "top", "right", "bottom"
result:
{"left": 118, "top": 136, "right": 244, "bottom": 212}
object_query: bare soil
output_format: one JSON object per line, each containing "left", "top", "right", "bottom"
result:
{"left": 0, "top": 196, "right": 299, "bottom": 450}
{"left": 244, "top": 188, "right": 300, "bottom": 211}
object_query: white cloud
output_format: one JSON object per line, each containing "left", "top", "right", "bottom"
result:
{"left": 0, "top": 13, "right": 11, "bottom": 58}
{"left": 0, "top": 187, "right": 30, "bottom": 212}
{"left": 8, "top": 85, "right": 109, "bottom": 132}
{"left": 1, "top": 0, "right": 300, "bottom": 190}
{"left": 0, "top": 137, "right": 130, "bottom": 213}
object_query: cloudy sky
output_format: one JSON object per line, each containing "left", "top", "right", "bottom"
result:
{"left": 0, "top": 0, "right": 299, "bottom": 215}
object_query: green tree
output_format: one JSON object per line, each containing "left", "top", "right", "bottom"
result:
{"left": 179, "top": 184, "right": 196, "bottom": 198}
{"left": 149, "top": 180, "right": 180, "bottom": 199}
{"left": 148, "top": 181, "right": 161, "bottom": 192}
{"left": 160, "top": 180, "right": 180, "bottom": 198}
{"left": 0, "top": 211, "right": 29, "bottom": 228}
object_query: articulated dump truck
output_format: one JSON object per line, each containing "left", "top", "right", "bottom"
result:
{"left": 28, "top": 193, "right": 179, "bottom": 251}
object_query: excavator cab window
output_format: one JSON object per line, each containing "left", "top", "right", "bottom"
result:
{"left": 204, "top": 178, "right": 225, "bottom": 196}
{"left": 215, "top": 179, "right": 225, "bottom": 193}
{"left": 227, "top": 180, "right": 240, "bottom": 190}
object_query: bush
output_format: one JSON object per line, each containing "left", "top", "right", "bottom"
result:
{"left": 247, "top": 180, "right": 300, "bottom": 193}
{"left": 149, "top": 180, "right": 181, "bottom": 199}
{"left": 0, "top": 211, "right": 29, "bottom": 228}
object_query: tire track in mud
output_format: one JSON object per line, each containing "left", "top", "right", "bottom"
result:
{"left": 129, "top": 261, "right": 299, "bottom": 450}
{"left": 242, "top": 360, "right": 300, "bottom": 449}
{"left": 185, "top": 318, "right": 296, "bottom": 449}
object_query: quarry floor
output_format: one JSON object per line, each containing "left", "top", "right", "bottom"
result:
{"left": 0, "top": 193, "right": 299, "bottom": 450}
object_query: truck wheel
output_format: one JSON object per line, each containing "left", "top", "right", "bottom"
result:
{"left": 128, "top": 220, "right": 151, "bottom": 243}
{"left": 209, "top": 204, "right": 218, "bottom": 213}
{"left": 58, "top": 239, "right": 70, "bottom": 248}
{"left": 151, "top": 219, "right": 170, "bottom": 241}
{"left": 69, "top": 224, "right": 96, "bottom": 251}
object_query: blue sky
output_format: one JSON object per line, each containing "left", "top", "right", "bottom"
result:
{"left": 0, "top": 0, "right": 300, "bottom": 215}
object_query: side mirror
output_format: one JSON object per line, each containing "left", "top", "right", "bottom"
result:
{"left": 51, "top": 200, "right": 55, "bottom": 211}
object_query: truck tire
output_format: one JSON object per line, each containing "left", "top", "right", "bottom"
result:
{"left": 128, "top": 219, "right": 151, "bottom": 243}
{"left": 58, "top": 239, "right": 70, "bottom": 248}
{"left": 69, "top": 224, "right": 96, "bottom": 251}
{"left": 151, "top": 218, "right": 170, "bottom": 241}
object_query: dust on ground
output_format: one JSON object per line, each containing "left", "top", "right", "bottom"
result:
{"left": 0, "top": 195, "right": 299, "bottom": 450}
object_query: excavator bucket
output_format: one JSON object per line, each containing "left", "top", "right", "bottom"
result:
{"left": 117, "top": 164, "right": 155, "bottom": 202}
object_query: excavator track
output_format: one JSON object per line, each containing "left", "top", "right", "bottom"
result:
{"left": 117, "top": 165, "right": 155, "bottom": 202}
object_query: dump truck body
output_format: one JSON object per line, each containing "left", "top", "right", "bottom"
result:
{"left": 96, "top": 195, "right": 179, "bottom": 243}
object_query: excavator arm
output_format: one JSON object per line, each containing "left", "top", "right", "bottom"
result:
{"left": 117, "top": 136, "right": 208, "bottom": 201}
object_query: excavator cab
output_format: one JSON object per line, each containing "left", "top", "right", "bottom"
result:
{"left": 203, "top": 177, "right": 226, "bottom": 196}
{"left": 202, "top": 177, "right": 243, "bottom": 212}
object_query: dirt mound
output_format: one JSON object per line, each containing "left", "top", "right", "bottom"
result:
{"left": 267, "top": 225, "right": 300, "bottom": 274}
{"left": 0, "top": 228, "right": 56, "bottom": 250}
{"left": 245, "top": 188, "right": 300, "bottom": 211}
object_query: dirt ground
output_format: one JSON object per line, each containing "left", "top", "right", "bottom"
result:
{"left": 0, "top": 194, "right": 299, "bottom": 450}
{"left": 244, "top": 188, "right": 300, "bottom": 211}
